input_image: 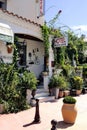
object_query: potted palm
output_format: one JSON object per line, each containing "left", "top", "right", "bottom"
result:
{"left": 61, "top": 96, "right": 77, "bottom": 124}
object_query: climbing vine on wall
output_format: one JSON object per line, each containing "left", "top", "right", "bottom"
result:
{"left": 41, "top": 23, "right": 50, "bottom": 58}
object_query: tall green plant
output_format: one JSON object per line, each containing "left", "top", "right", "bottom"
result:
{"left": 0, "top": 63, "right": 29, "bottom": 113}
{"left": 42, "top": 24, "right": 50, "bottom": 58}
{"left": 22, "top": 71, "right": 38, "bottom": 90}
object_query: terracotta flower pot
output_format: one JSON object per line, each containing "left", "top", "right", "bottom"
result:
{"left": 61, "top": 103, "right": 77, "bottom": 124}
{"left": 64, "top": 90, "right": 70, "bottom": 97}
{"left": 7, "top": 45, "right": 12, "bottom": 53}
{"left": 76, "top": 89, "right": 82, "bottom": 96}
{"left": 59, "top": 90, "right": 64, "bottom": 98}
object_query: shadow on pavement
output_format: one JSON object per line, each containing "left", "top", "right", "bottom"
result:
{"left": 57, "top": 121, "right": 74, "bottom": 129}
{"left": 23, "top": 120, "right": 41, "bottom": 127}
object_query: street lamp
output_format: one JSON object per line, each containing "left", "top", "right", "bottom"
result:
{"left": 48, "top": 10, "right": 62, "bottom": 27}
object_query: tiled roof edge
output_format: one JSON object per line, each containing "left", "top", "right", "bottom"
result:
{"left": 0, "top": 9, "right": 42, "bottom": 27}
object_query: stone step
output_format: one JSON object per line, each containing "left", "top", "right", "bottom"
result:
{"left": 35, "top": 88, "right": 49, "bottom": 98}
{"left": 36, "top": 95, "right": 55, "bottom": 103}
{"left": 35, "top": 88, "right": 55, "bottom": 103}
{"left": 36, "top": 88, "right": 48, "bottom": 93}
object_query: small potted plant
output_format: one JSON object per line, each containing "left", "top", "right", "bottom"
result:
{"left": 48, "top": 77, "right": 54, "bottom": 96}
{"left": 48, "top": 74, "right": 60, "bottom": 98}
{"left": 63, "top": 96, "right": 76, "bottom": 104}
{"left": 61, "top": 96, "right": 77, "bottom": 124}
{"left": 57, "top": 75, "right": 68, "bottom": 98}
{"left": 70, "top": 76, "right": 83, "bottom": 96}
{"left": 48, "top": 74, "right": 67, "bottom": 99}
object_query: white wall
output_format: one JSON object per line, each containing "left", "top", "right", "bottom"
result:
{"left": 18, "top": 38, "right": 44, "bottom": 78}
{"left": 49, "top": 35, "right": 55, "bottom": 77}
{"left": 0, "top": 10, "right": 43, "bottom": 41}
{"left": 7, "top": 0, "right": 44, "bottom": 25}
{"left": 0, "top": 38, "right": 44, "bottom": 78}
{"left": 27, "top": 39, "right": 44, "bottom": 78}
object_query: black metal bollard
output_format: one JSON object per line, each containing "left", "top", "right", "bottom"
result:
{"left": 34, "top": 99, "right": 41, "bottom": 123}
{"left": 31, "top": 89, "right": 36, "bottom": 99}
{"left": 51, "top": 119, "right": 58, "bottom": 130}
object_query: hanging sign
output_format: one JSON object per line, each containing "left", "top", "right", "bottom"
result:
{"left": 37, "top": 0, "right": 45, "bottom": 17}
{"left": 53, "top": 36, "right": 68, "bottom": 48}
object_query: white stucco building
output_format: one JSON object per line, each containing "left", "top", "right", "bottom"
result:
{"left": 0, "top": 0, "right": 45, "bottom": 78}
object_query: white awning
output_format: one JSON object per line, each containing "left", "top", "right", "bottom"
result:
{"left": 0, "top": 23, "right": 14, "bottom": 43}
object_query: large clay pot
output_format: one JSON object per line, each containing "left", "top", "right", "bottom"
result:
{"left": 61, "top": 103, "right": 77, "bottom": 124}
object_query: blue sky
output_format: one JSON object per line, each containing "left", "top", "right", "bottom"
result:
{"left": 45, "top": 0, "right": 87, "bottom": 36}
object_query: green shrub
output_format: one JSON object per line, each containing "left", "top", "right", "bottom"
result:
{"left": 0, "top": 63, "right": 30, "bottom": 113}
{"left": 70, "top": 75, "right": 83, "bottom": 90}
{"left": 22, "top": 71, "right": 38, "bottom": 90}
{"left": 48, "top": 74, "right": 68, "bottom": 90}
{"left": 63, "top": 96, "right": 76, "bottom": 104}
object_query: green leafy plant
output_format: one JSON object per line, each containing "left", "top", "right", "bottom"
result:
{"left": 42, "top": 24, "right": 50, "bottom": 58}
{"left": 22, "top": 71, "right": 38, "bottom": 90}
{"left": 62, "top": 64, "right": 73, "bottom": 77}
{"left": 0, "top": 98, "right": 4, "bottom": 104}
{"left": 48, "top": 74, "right": 60, "bottom": 88}
{"left": 63, "top": 96, "right": 76, "bottom": 104}
{"left": 54, "top": 75, "right": 68, "bottom": 90}
{"left": 0, "top": 63, "right": 30, "bottom": 113}
{"left": 70, "top": 76, "right": 83, "bottom": 90}
{"left": 48, "top": 74, "right": 67, "bottom": 90}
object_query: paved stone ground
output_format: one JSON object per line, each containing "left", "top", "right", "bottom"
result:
{"left": 0, "top": 94, "right": 87, "bottom": 130}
